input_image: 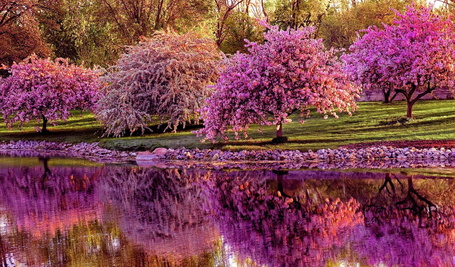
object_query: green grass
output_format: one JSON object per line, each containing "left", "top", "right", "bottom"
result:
{"left": 0, "top": 111, "right": 103, "bottom": 143}
{"left": 0, "top": 100, "right": 453, "bottom": 151}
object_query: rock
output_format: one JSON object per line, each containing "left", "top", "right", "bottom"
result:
{"left": 211, "top": 153, "right": 220, "bottom": 161}
{"left": 136, "top": 151, "right": 160, "bottom": 161}
{"left": 153, "top": 147, "right": 168, "bottom": 156}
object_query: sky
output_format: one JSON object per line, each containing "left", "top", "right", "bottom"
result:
{"left": 428, "top": 0, "right": 444, "bottom": 8}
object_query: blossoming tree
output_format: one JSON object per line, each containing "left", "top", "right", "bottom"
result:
{"left": 341, "top": 27, "right": 397, "bottom": 104}
{"left": 198, "top": 26, "right": 360, "bottom": 142}
{"left": 95, "top": 32, "right": 221, "bottom": 137}
{"left": 343, "top": 5, "right": 455, "bottom": 118}
{"left": 0, "top": 55, "right": 101, "bottom": 132}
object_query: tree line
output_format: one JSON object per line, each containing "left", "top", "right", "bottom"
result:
{"left": 1, "top": 0, "right": 435, "bottom": 68}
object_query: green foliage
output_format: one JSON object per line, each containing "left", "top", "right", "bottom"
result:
{"left": 38, "top": 0, "right": 124, "bottom": 67}
{"left": 319, "top": 0, "right": 422, "bottom": 49}
{"left": 272, "top": 0, "right": 331, "bottom": 30}
{"left": 219, "top": 11, "right": 264, "bottom": 54}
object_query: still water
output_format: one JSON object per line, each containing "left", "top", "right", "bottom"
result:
{"left": 0, "top": 156, "right": 454, "bottom": 266}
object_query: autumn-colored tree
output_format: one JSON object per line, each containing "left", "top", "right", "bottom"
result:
{"left": 95, "top": 32, "right": 221, "bottom": 137}
{"left": 99, "top": 0, "right": 213, "bottom": 43}
{"left": 214, "top": 0, "right": 250, "bottom": 49}
{"left": 343, "top": 5, "right": 455, "bottom": 117}
{"left": 0, "top": 0, "right": 50, "bottom": 66}
{"left": 197, "top": 25, "right": 360, "bottom": 142}
{"left": 0, "top": 55, "right": 101, "bottom": 132}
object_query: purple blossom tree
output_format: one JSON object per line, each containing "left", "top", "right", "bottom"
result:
{"left": 343, "top": 5, "right": 455, "bottom": 118}
{"left": 197, "top": 25, "right": 360, "bottom": 143}
{"left": 95, "top": 32, "right": 222, "bottom": 137}
{"left": 0, "top": 55, "right": 101, "bottom": 132}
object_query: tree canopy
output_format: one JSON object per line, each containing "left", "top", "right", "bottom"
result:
{"left": 0, "top": 55, "right": 101, "bottom": 132}
{"left": 343, "top": 4, "right": 455, "bottom": 118}
{"left": 95, "top": 32, "right": 222, "bottom": 137}
{"left": 0, "top": 0, "right": 50, "bottom": 66}
{"left": 197, "top": 25, "right": 360, "bottom": 142}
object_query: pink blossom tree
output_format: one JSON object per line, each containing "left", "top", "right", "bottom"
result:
{"left": 0, "top": 55, "right": 101, "bottom": 132}
{"left": 343, "top": 5, "right": 455, "bottom": 118}
{"left": 341, "top": 28, "right": 397, "bottom": 104}
{"left": 95, "top": 32, "right": 222, "bottom": 137}
{"left": 197, "top": 25, "right": 360, "bottom": 143}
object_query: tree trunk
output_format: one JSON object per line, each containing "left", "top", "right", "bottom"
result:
{"left": 42, "top": 115, "right": 49, "bottom": 133}
{"left": 276, "top": 122, "right": 283, "bottom": 138}
{"left": 272, "top": 122, "right": 288, "bottom": 143}
{"left": 383, "top": 89, "right": 391, "bottom": 104}
{"left": 274, "top": 170, "right": 291, "bottom": 198}
{"left": 406, "top": 101, "right": 414, "bottom": 118}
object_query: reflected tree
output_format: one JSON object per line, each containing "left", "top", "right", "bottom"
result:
{"left": 356, "top": 172, "right": 455, "bottom": 266}
{"left": 199, "top": 170, "right": 364, "bottom": 266}
{"left": 0, "top": 163, "right": 226, "bottom": 266}
{"left": 199, "top": 169, "right": 455, "bottom": 266}
{"left": 98, "top": 167, "right": 222, "bottom": 266}
{"left": 0, "top": 159, "right": 105, "bottom": 265}
{"left": 0, "top": 159, "right": 102, "bottom": 236}
{"left": 368, "top": 173, "right": 439, "bottom": 216}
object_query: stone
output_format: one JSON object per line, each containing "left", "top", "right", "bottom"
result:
{"left": 152, "top": 147, "right": 168, "bottom": 156}
{"left": 136, "top": 152, "right": 159, "bottom": 161}
{"left": 211, "top": 153, "right": 220, "bottom": 161}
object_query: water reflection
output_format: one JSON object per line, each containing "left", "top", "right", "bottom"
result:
{"left": 0, "top": 157, "right": 452, "bottom": 266}
{"left": 99, "top": 167, "right": 220, "bottom": 265}
{"left": 0, "top": 157, "right": 105, "bottom": 266}
{"left": 204, "top": 170, "right": 455, "bottom": 266}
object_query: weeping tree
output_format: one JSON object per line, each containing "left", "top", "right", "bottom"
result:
{"left": 95, "top": 32, "right": 222, "bottom": 137}
{"left": 197, "top": 25, "right": 360, "bottom": 143}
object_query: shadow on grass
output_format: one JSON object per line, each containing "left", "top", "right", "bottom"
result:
{"left": 56, "top": 117, "right": 99, "bottom": 126}
{"left": 0, "top": 127, "right": 103, "bottom": 143}
{"left": 102, "top": 123, "right": 205, "bottom": 137}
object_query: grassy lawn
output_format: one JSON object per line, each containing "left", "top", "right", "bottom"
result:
{"left": 0, "top": 100, "right": 453, "bottom": 151}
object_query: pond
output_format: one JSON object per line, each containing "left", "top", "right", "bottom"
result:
{"left": 0, "top": 156, "right": 454, "bottom": 266}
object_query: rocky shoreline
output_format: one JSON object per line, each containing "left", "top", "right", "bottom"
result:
{"left": 136, "top": 144, "right": 455, "bottom": 170}
{"left": 0, "top": 140, "right": 454, "bottom": 170}
{"left": 0, "top": 140, "right": 136, "bottom": 163}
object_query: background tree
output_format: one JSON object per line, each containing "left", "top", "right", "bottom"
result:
{"left": 198, "top": 25, "right": 360, "bottom": 143}
{"left": 214, "top": 0, "right": 246, "bottom": 48}
{"left": 271, "top": 0, "right": 331, "bottom": 32}
{"left": 98, "top": 0, "right": 213, "bottom": 43}
{"left": 95, "top": 32, "right": 221, "bottom": 137}
{"left": 341, "top": 25, "right": 397, "bottom": 103}
{"left": 343, "top": 5, "right": 455, "bottom": 118}
{"left": 319, "top": 0, "right": 418, "bottom": 50}
{"left": 36, "top": 0, "right": 215, "bottom": 68}
{"left": 0, "top": 55, "right": 101, "bottom": 132}
{"left": 217, "top": 1, "right": 265, "bottom": 54}
{"left": 0, "top": 0, "right": 50, "bottom": 66}
{"left": 37, "top": 0, "right": 122, "bottom": 67}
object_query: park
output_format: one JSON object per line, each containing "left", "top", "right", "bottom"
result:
{"left": 0, "top": 1, "right": 454, "bottom": 266}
